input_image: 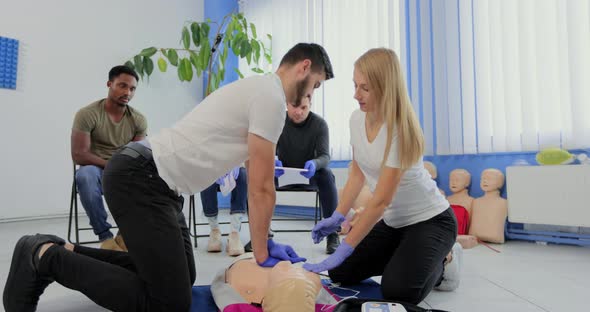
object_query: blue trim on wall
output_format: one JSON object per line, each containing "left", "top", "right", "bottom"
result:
{"left": 204, "top": 0, "right": 239, "bottom": 94}
{"left": 470, "top": 0, "right": 479, "bottom": 152}
{"left": 428, "top": 0, "right": 437, "bottom": 155}
{"left": 405, "top": 0, "right": 412, "bottom": 94}
{"left": 416, "top": 0, "right": 424, "bottom": 129}
{"left": 456, "top": 0, "right": 465, "bottom": 153}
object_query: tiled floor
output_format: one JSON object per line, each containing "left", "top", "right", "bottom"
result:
{"left": 1, "top": 212, "right": 589, "bottom": 312}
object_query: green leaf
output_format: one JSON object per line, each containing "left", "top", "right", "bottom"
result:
{"left": 124, "top": 60, "right": 135, "bottom": 70}
{"left": 252, "top": 67, "right": 264, "bottom": 74}
{"left": 265, "top": 52, "right": 272, "bottom": 64}
{"left": 201, "top": 40, "right": 211, "bottom": 69}
{"left": 189, "top": 50, "right": 200, "bottom": 69}
{"left": 246, "top": 50, "right": 252, "bottom": 65}
{"left": 201, "top": 23, "right": 210, "bottom": 39}
{"left": 251, "top": 39, "right": 260, "bottom": 63}
{"left": 240, "top": 40, "right": 251, "bottom": 58}
{"left": 219, "top": 68, "right": 225, "bottom": 83}
{"left": 139, "top": 47, "right": 157, "bottom": 57}
{"left": 234, "top": 68, "right": 244, "bottom": 79}
{"left": 191, "top": 22, "right": 201, "bottom": 47}
{"left": 134, "top": 55, "right": 144, "bottom": 78}
{"left": 250, "top": 23, "right": 257, "bottom": 38}
{"left": 177, "top": 64, "right": 185, "bottom": 81}
{"left": 181, "top": 58, "right": 193, "bottom": 81}
{"left": 182, "top": 26, "right": 190, "bottom": 49}
{"left": 157, "top": 57, "right": 167, "bottom": 72}
{"left": 167, "top": 49, "right": 179, "bottom": 66}
{"left": 143, "top": 57, "right": 154, "bottom": 76}
{"left": 267, "top": 34, "right": 272, "bottom": 41}
{"left": 221, "top": 44, "right": 229, "bottom": 64}
{"left": 210, "top": 72, "right": 218, "bottom": 92}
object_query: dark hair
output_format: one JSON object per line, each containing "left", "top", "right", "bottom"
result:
{"left": 109, "top": 65, "right": 139, "bottom": 82}
{"left": 279, "top": 43, "right": 334, "bottom": 80}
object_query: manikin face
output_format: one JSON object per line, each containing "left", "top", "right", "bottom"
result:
{"left": 480, "top": 170, "right": 504, "bottom": 192}
{"left": 287, "top": 96, "right": 311, "bottom": 124}
{"left": 353, "top": 67, "right": 376, "bottom": 113}
{"left": 449, "top": 171, "right": 470, "bottom": 193}
{"left": 107, "top": 73, "right": 137, "bottom": 107}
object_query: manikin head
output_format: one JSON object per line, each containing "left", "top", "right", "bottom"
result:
{"left": 480, "top": 168, "right": 505, "bottom": 192}
{"left": 423, "top": 161, "right": 437, "bottom": 179}
{"left": 449, "top": 169, "right": 471, "bottom": 193}
{"left": 226, "top": 258, "right": 320, "bottom": 312}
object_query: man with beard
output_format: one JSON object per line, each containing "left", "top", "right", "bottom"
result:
{"left": 3, "top": 43, "right": 333, "bottom": 312}
{"left": 70, "top": 65, "right": 147, "bottom": 250}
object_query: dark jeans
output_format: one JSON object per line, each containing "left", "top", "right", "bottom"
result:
{"left": 200, "top": 167, "right": 247, "bottom": 217}
{"left": 39, "top": 142, "right": 196, "bottom": 312}
{"left": 329, "top": 208, "right": 457, "bottom": 304}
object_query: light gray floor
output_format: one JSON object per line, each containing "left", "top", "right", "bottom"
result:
{"left": 1, "top": 212, "right": 589, "bottom": 312}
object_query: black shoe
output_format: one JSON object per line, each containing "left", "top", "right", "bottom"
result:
{"left": 244, "top": 231, "right": 274, "bottom": 253}
{"left": 326, "top": 233, "right": 340, "bottom": 255}
{"left": 3, "top": 234, "right": 65, "bottom": 312}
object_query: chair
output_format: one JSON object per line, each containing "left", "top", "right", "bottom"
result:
{"left": 271, "top": 183, "right": 322, "bottom": 233}
{"left": 68, "top": 164, "right": 117, "bottom": 244}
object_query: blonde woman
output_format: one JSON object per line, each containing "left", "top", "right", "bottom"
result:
{"left": 304, "top": 48, "right": 459, "bottom": 304}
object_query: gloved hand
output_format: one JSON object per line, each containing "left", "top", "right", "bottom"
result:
{"left": 274, "top": 159, "right": 285, "bottom": 178}
{"left": 300, "top": 160, "right": 317, "bottom": 179}
{"left": 303, "top": 241, "right": 354, "bottom": 273}
{"left": 257, "top": 255, "right": 283, "bottom": 268}
{"left": 216, "top": 167, "right": 240, "bottom": 186}
{"left": 267, "top": 239, "right": 306, "bottom": 263}
{"left": 230, "top": 167, "right": 240, "bottom": 180}
{"left": 311, "top": 211, "right": 345, "bottom": 244}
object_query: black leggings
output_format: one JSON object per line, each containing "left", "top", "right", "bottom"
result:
{"left": 329, "top": 208, "right": 457, "bottom": 304}
{"left": 39, "top": 144, "right": 196, "bottom": 312}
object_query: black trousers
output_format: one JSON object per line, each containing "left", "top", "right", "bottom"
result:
{"left": 310, "top": 168, "right": 339, "bottom": 219}
{"left": 39, "top": 143, "right": 196, "bottom": 312}
{"left": 329, "top": 208, "right": 457, "bottom": 304}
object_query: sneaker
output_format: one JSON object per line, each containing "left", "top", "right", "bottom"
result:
{"left": 227, "top": 232, "right": 245, "bottom": 256}
{"left": 326, "top": 233, "right": 340, "bottom": 255}
{"left": 100, "top": 238, "right": 124, "bottom": 252}
{"left": 3, "top": 234, "right": 65, "bottom": 312}
{"left": 244, "top": 241, "right": 253, "bottom": 253}
{"left": 207, "top": 229, "right": 222, "bottom": 253}
{"left": 114, "top": 232, "right": 128, "bottom": 252}
{"left": 435, "top": 242, "right": 463, "bottom": 291}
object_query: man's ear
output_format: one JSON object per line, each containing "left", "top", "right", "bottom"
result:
{"left": 300, "top": 59, "right": 312, "bottom": 74}
{"left": 107, "top": 80, "right": 113, "bottom": 88}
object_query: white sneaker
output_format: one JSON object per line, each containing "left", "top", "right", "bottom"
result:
{"left": 227, "top": 231, "right": 245, "bottom": 256}
{"left": 436, "top": 242, "right": 462, "bottom": 291}
{"left": 207, "top": 229, "right": 222, "bottom": 253}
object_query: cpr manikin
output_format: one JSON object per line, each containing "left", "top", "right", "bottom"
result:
{"left": 211, "top": 254, "right": 335, "bottom": 312}
{"left": 446, "top": 169, "right": 474, "bottom": 215}
{"left": 468, "top": 169, "right": 508, "bottom": 243}
{"left": 424, "top": 161, "right": 445, "bottom": 196}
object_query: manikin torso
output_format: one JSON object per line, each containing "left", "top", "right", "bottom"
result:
{"left": 469, "top": 169, "right": 508, "bottom": 243}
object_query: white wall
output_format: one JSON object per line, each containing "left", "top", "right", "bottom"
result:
{"left": 0, "top": 0, "right": 204, "bottom": 220}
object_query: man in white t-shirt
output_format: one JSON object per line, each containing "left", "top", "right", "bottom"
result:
{"left": 4, "top": 43, "right": 334, "bottom": 312}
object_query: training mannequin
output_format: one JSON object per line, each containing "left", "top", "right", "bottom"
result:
{"left": 469, "top": 168, "right": 508, "bottom": 243}
{"left": 424, "top": 161, "right": 445, "bottom": 196}
{"left": 211, "top": 254, "right": 330, "bottom": 312}
{"left": 446, "top": 169, "right": 474, "bottom": 216}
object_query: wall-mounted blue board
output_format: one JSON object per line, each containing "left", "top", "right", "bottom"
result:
{"left": 0, "top": 36, "right": 19, "bottom": 90}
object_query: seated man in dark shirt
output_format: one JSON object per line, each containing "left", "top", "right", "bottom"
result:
{"left": 275, "top": 96, "right": 340, "bottom": 254}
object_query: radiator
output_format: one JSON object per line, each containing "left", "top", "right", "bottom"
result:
{"left": 506, "top": 165, "right": 590, "bottom": 227}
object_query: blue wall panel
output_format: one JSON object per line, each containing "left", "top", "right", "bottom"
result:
{"left": 0, "top": 36, "right": 19, "bottom": 90}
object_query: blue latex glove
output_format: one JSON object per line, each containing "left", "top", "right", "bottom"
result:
{"left": 230, "top": 167, "right": 240, "bottom": 180}
{"left": 216, "top": 167, "right": 240, "bottom": 186}
{"left": 275, "top": 159, "right": 285, "bottom": 178}
{"left": 300, "top": 160, "right": 317, "bottom": 179}
{"left": 257, "top": 255, "right": 283, "bottom": 268}
{"left": 303, "top": 241, "right": 354, "bottom": 273}
{"left": 267, "top": 239, "right": 307, "bottom": 263}
{"left": 311, "top": 211, "right": 346, "bottom": 244}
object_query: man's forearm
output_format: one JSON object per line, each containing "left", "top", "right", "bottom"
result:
{"left": 72, "top": 152, "right": 107, "bottom": 168}
{"left": 248, "top": 190, "right": 275, "bottom": 263}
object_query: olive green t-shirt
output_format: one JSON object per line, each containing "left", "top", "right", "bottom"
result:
{"left": 72, "top": 99, "right": 148, "bottom": 160}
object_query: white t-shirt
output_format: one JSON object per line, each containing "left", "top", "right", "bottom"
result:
{"left": 349, "top": 109, "right": 449, "bottom": 228}
{"left": 150, "top": 73, "right": 286, "bottom": 194}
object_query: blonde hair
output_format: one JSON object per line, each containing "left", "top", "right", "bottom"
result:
{"left": 355, "top": 48, "right": 424, "bottom": 170}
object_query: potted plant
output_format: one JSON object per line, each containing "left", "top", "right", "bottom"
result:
{"left": 125, "top": 12, "right": 271, "bottom": 96}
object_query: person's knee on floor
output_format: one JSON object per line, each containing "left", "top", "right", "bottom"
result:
{"left": 381, "top": 283, "right": 425, "bottom": 305}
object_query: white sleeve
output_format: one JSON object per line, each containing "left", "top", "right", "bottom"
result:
{"left": 385, "top": 132, "right": 401, "bottom": 168}
{"left": 248, "top": 95, "right": 285, "bottom": 144}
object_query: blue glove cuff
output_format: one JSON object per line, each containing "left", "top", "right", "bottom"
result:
{"left": 332, "top": 211, "right": 346, "bottom": 224}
